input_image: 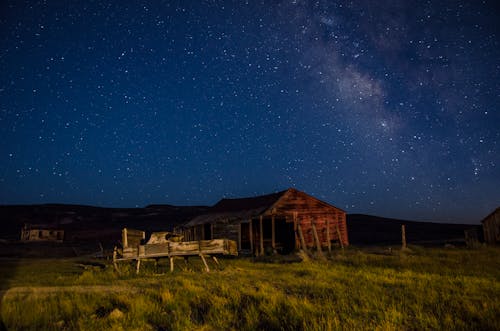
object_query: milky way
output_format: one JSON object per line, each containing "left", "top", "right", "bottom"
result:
{"left": 1, "top": 1, "right": 499, "bottom": 222}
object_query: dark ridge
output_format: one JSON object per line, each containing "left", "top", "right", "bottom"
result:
{"left": 347, "top": 214, "right": 482, "bottom": 246}
{"left": 0, "top": 204, "right": 210, "bottom": 244}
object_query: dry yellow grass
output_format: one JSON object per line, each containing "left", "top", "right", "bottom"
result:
{"left": 1, "top": 246, "right": 499, "bottom": 330}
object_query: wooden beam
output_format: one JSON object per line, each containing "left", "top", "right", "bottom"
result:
{"left": 326, "top": 219, "right": 332, "bottom": 253}
{"left": 112, "top": 246, "right": 120, "bottom": 274}
{"left": 297, "top": 222, "right": 308, "bottom": 253}
{"left": 259, "top": 215, "right": 264, "bottom": 256}
{"left": 212, "top": 256, "right": 220, "bottom": 269}
{"left": 336, "top": 224, "right": 344, "bottom": 252}
{"left": 136, "top": 259, "right": 141, "bottom": 274}
{"left": 170, "top": 256, "right": 174, "bottom": 272}
{"left": 123, "top": 228, "right": 128, "bottom": 248}
{"left": 271, "top": 215, "right": 276, "bottom": 251}
{"left": 200, "top": 254, "right": 210, "bottom": 272}
{"left": 401, "top": 224, "right": 407, "bottom": 249}
{"left": 311, "top": 222, "right": 324, "bottom": 258}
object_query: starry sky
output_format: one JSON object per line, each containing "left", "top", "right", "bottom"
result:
{"left": 1, "top": 1, "right": 499, "bottom": 223}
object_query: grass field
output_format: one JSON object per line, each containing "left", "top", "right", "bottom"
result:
{"left": 1, "top": 246, "right": 499, "bottom": 330}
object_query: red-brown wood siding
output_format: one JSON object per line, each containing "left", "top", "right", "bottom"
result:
{"left": 265, "top": 189, "right": 349, "bottom": 247}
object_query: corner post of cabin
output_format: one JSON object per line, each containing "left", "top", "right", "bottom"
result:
{"left": 259, "top": 215, "right": 264, "bottom": 256}
{"left": 271, "top": 214, "right": 276, "bottom": 253}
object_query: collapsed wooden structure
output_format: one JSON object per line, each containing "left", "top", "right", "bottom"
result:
{"left": 113, "top": 228, "right": 238, "bottom": 273}
{"left": 181, "top": 188, "right": 348, "bottom": 256}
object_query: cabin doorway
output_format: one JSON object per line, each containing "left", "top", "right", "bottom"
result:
{"left": 274, "top": 219, "right": 295, "bottom": 254}
{"left": 240, "top": 222, "right": 251, "bottom": 250}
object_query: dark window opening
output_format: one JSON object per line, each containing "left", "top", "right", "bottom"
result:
{"left": 204, "top": 223, "right": 212, "bottom": 240}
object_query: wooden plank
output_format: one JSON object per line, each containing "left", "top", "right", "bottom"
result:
{"left": 200, "top": 254, "right": 210, "bottom": 272}
{"left": 123, "top": 228, "right": 146, "bottom": 248}
{"left": 336, "top": 224, "right": 344, "bottom": 251}
{"left": 170, "top": 256, "right": 174, "bottom": 272}
{"left": 212, "top": 256, "right": 219, "bottom": 267}
{"left": 123, "top": 228, "right": 128, "bottom": 248}
{"left": 311, "top": 222, "right": 324, "bottom": 258}
{"left": 259, "top": 215, "right": 264, "bottom": 256}
{"left": 401, "top": 224, "right": 407, "bottom": 249}
{"left": 136, "top": 259, "right": 141, "bottom": 274}
{"left": 297, "top": 222, "right": 308, "bottom": 253}
{"left": 112, "top": 247, "right": 119, "bottom": 273}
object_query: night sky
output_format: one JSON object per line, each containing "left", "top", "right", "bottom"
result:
{"left": 1, "top": 1, "right": 499, "bottom": 223}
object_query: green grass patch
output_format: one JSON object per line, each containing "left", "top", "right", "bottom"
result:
{"left": 1, "top": 246, "right": 499, "bottom": 330}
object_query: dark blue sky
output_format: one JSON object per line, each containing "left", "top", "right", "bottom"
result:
{"left": 1, "top": 1, "right": 499, "bottom": 223}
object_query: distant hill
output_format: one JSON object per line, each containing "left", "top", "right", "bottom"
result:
{"left": 0, "top": 204, "right": 210, "bottom": 243}
{"left": 347, "top": 214, "right": 481, "bottom": 246}
{"left": 0, "top": 205, "right": 482, "bottom": 247}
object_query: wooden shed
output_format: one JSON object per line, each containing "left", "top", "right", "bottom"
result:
{"left": 482, "top": 207, "right": 500, "bottom": 245}
{"left": 182, "top": 188, "right": 348, "bottom": 255}
{"left": 20, "top": 223, "right": 64, "bottom": 242}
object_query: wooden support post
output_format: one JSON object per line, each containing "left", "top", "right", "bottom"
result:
{"left": 200, "top": 254, "right": 210, "bottom": 272}
{"left": 293, "top": 212, "right": 299, "bottom": 250}
{"left": 212, "top": 256, "right": 220, "bottom": 268}
{"left": 249, "top": 219, "right": 254, "bottom": 254}
{"left": 401, "top": 224, "right": 407, "bottom": 249}
{"left": 326, "top": 219, "right": 332, "bottom": 253}
{"left": 311, "top": 222, "right": 324, "bottom": 258}
{"left": 336, "top": 224, "right": 344, "bottom": 252}
{"left": 259, "top": 215, "right": 264, "bottom": 256}
{"left": 297, "top": 222, "right": 308, "bottom": 253}
{"left": 123, "top": 228, "right": 128, "bottom": 248}
{"left": 271, "top": 215, "right": 276, "bottom": 252}
{"left": 136, "top": 259, "right": 141, "bottom": 275}
{"left": 170, "top": 256, "right": 174, "bottom": 272}
{"left": 112, "top": 246, "right": 119, "bottom": 273}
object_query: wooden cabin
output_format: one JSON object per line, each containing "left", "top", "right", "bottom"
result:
{"left": 482, "top": 207, "right": 500, "bottom": 245}
{"left": 182, "top": 188, "right": 348, "bottom": 255}
{"left": 20, "top": 223, "right": 64, "bottom": 242}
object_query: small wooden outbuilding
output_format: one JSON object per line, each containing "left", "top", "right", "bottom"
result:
{"left": 182, "top": 188, "right": 348, "bottom": 255}
{"left": 20, "top": 224, "right": 64, "bottom": 242}
{"left": 482, "top": 207, "right": 500, "bottom": 245}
